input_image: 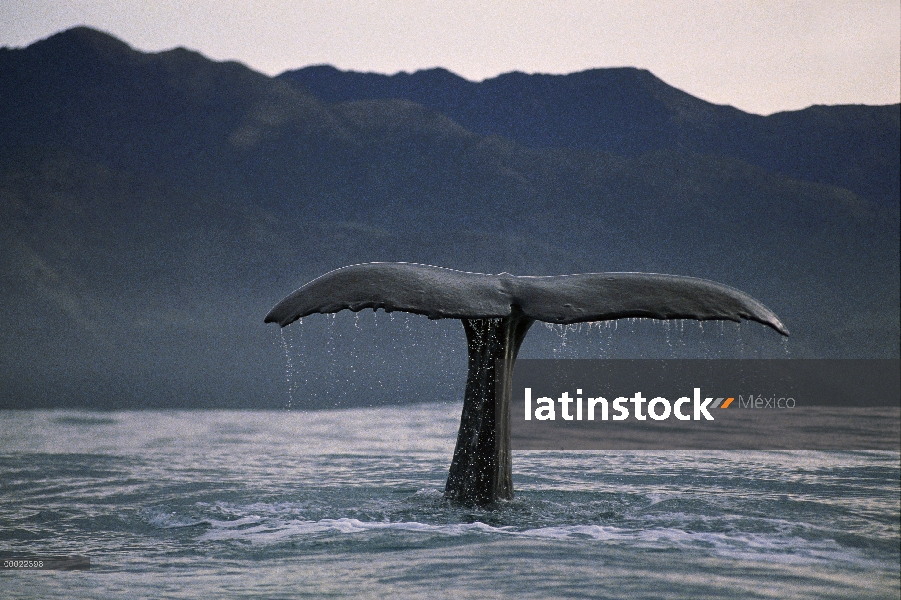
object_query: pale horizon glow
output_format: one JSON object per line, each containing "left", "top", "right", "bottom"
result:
{"left": 1, "top": 1, "right": 899, "bottom": 115}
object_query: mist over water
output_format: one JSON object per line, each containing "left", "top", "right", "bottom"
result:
{"left": 2, "top": 317, "right": 896, "bottom": 598}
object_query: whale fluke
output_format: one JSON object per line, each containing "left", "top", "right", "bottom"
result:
{"left": 266, "top": 262, "right": 788, "bottom": 506}
{"left": 264, "top": 262, "right": 788, "bottom": 335}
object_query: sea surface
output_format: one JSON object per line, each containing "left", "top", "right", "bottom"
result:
{"left": 0, "top": 407, "right": 898, "bottom": 599}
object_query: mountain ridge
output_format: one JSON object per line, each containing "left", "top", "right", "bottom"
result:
{"left": 0, "top": 27, "right": 897, "bottom": 408}
{"left": 280, "top": 64, "right": 900, "bottom": 203}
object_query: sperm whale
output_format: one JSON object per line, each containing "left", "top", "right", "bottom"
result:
{"left": 265, "top": 262, "right": 788, "bottom": 506}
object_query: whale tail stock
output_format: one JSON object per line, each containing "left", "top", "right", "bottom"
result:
{"left": 266, "top": 262, "right": 788, "bottom": 507}
{"left": 445, "top": 311, "right": 534, "bottom": 505}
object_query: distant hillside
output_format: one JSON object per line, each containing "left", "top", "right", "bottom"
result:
{"left": 280, "top": 65, "right": 900, "bottom": 203}
{"left": 0, "top": 27, "right": 897, "bottom": 409}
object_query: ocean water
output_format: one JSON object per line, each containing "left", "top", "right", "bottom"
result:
{"left": 0, "top": 407, "right": 898, "bottom": 599}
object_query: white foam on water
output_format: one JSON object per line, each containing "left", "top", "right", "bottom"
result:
{"left": 186, "top": 500, "right": 888, "bottom": 571}
{"left": 197, "top": 516, "right": 507, "bottom": 543}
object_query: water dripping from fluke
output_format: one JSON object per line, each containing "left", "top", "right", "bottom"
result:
{"left": 279, "top": 327, "right": 302, "bottom": 410}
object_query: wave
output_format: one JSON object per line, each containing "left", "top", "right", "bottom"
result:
{"left": 182, "top": 507, "right": 888, "bottom": 570}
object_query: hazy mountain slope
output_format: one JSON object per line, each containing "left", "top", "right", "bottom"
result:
{"left": 0, "top": 28, "right": 897, "bottom": 408}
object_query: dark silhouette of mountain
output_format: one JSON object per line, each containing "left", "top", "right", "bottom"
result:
{"left": 0, "top": 27, "right": 897, "bottom": 409}
{"left": 279, "top": 65, "right": 900, "bottom": 203}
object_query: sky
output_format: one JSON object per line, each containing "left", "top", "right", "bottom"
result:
{"left": 1, "top": 1, "right": 899, "bottom": 115}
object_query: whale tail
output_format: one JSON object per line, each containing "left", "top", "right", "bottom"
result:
{"left": 266, "top": 263, "right": 788, "bottom": 506}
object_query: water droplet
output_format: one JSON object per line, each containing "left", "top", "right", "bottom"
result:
{"left": 279, "top": 328, "right": 300, "bottom": 409}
